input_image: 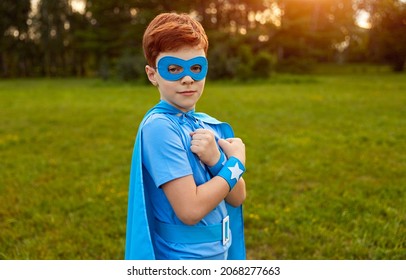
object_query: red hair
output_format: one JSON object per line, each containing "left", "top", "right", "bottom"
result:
{"left": 142, "top": 13, "right": 209, "bottom": 67}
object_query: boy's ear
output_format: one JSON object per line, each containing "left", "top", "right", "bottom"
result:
{"left": 145, "top": 65, "right": 158, "bottom": 86}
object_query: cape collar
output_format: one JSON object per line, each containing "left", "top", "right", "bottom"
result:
{"left": 148, "top": 100, "right": 201, "bottom": 128}
{"left": 149, "top": 100, "right": 195, "bottom": 115}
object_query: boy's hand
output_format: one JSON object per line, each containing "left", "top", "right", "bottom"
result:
{"left": 218, "top": 138, "right": 246, "bottom": 165}
{"left": 190, "top": 129, "right": 220, "bottom": 166}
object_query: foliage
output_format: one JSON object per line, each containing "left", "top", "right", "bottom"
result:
{"left": 0, "top": 0, "right": 31, "bottom": 77}
{"left": 0, "top": 0, "right": 405, "bottom": 78}
{"left": 251, "top": 51, "right": 277, "bottom": 78}
{"left": 276, "top": 57, "right": 316, "bottom": 74}
{"left": 360, "top": 0, "right": 406, "bottom": 71}
{"left": 116, "top": 51, "right": 147, "bottom": 81}
{"left": 207, "top": 32, "right": 276, "bottom": 80}
{"left": 275, "top": 0, "right": 355, "bottom": 62}
{"left": 1, "top": 70, "right": 405, "bottom": 259}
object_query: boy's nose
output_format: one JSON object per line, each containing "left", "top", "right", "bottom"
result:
{"left": 180, "top": 75, "right": 194, "bottom": 85}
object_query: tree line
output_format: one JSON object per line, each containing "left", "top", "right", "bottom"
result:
{"left": 1, "top": 0, "right": 405, "bottom": 80}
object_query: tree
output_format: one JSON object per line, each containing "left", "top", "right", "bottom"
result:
{"left": 359, "top": 0, "right": 406, "bottom": 71}
{"left": 275, "top": 0, "right": 356, "bottom": 65}
{"left": 3, "top": 0, "right": 403, "bottom": 77}
{"left": 34, "top": 0, "right": 74, "bottom": 76}
{"left": 0, "top": 0, "right": 31, "bottom": 77}
{"left": 80, "top": 0, "right": 201, "bottom": 78}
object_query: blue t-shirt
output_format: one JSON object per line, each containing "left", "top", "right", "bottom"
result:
{"left": 141, "top": 111, "right": 231, "bottom": 259}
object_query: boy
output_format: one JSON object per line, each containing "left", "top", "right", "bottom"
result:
{"left": 125, "top": 12, "right": 247, "bottom": 260}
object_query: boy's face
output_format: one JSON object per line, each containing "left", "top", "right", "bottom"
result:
{"left": 145, "top": 47, "right": 206, "bottom": 112}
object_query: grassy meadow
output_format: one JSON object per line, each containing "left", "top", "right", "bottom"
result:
{"left": 0, "top": 67, "right": 405, "bottom": 259}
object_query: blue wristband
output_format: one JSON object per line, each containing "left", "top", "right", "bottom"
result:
{"left": 217, "top": 156, "right": 245, "bottom": 191}
{"left": 208, "top": 151, "right": 226, "bottom": 176}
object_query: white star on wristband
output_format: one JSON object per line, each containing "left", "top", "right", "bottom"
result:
{"left": 228, "top": 162, "right": 244, "bottom": 181}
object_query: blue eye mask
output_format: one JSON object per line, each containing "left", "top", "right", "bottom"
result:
{"left": 156, "top": 56, "right": 208, "bottom": 81}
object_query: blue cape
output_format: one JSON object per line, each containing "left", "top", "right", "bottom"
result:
{"left": 125, "top": 100, "right": 246, "bottom": 260}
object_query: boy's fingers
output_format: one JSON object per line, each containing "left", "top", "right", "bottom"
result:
{"left": 191, "top": 129, "right": 216, "bottom": 141}
{"left": 218, "top": 138, "right": 229, "bottom": 148}
{"left": 226, "top": 138, "right": 243, "bottom": 144}
{"left": 190, "top": 129, "right": 207, "bottom": 137}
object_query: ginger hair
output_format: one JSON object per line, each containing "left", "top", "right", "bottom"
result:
{"left": 142, "top": 13, "right": 209, "bottom": 67}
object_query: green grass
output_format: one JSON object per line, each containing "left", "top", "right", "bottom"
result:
{"left": 0, "top": 71, "right": 405, "bottom": 260}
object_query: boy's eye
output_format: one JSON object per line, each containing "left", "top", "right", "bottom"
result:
{"left": 190, "top": 64, "right": 202, "bottom": 73}
{"left": 168, "top": 65, "right": 183, "bottom": 74}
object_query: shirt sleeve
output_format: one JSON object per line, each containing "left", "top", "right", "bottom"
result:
{"left": 141, "top": 115, "right": 193, "bottom": 187}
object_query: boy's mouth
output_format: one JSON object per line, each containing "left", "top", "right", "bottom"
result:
{"left": 178, "top": 90, "right": 197, "bottom": 96}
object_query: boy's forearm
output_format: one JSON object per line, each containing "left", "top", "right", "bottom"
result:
{"left": 192, "top": 176, "right": 245, "bottom": 220}
{"left": 162, "top": 175, "right": 230, "bottom": 225}
{"left": 225, "top": 177, "right": 246, "bottom": 207}
{"left": 163, "top": 174, "right": 245, "bottom": 225}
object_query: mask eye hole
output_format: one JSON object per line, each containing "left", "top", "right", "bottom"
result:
{"left": 190, "top": 64, "right": 202, "bottom": 74}
{"left": 168, "top": 65, "right": 183, "bottom": 74}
